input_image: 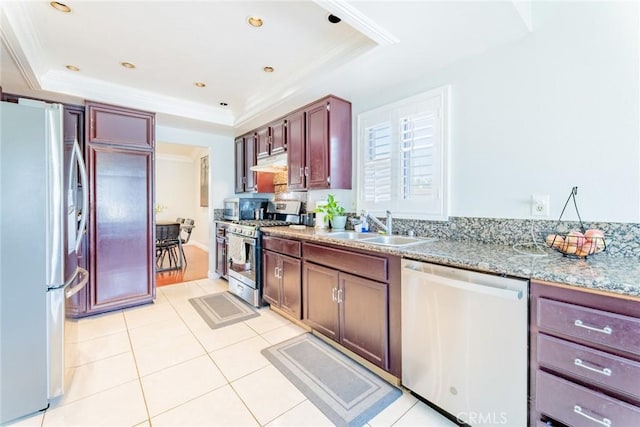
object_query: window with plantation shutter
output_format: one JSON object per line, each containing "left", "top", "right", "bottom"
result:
{"left": 357, "top": 86, "right": 449, "bottom": 220}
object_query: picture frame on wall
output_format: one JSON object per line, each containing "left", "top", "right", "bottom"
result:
{"left": 200, "top": 155, "right": 209, "bottom": 207}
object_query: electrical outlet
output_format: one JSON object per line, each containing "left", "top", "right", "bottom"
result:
{"left": 531, "top": 194, "right": 550, "bottom": 217}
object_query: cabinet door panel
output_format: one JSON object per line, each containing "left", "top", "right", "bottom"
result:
{"left": 305, "top": 101, "right": 329, "bottom": 189}
{"left": 263, "top": 250, "right": 280, "bottom": 306}
{"left": 256, "top": 128, "right": 270, "bottom": 159}
{"left": 234, "top": 137, "right": 245, "bottom": 193}
{"left": 303, "top": 262, "right": 339, "bottom": 340}
{"left": 88, "top": 146, "right": 154, "bottom": 311}
{"left": 244, "top": 134, "right": 257, "bottom": 192}
{"left": 287, "top": 110, "right": 305, "bottom": 190}
{"left": 86, "top": 102, "right": 154, "bottom": 149}
{"left": 340, "top": 272, "right": 389, "bottom": 369}
{"left": 280, "top": 255, "right": 302, "bottom": 319}
{"left": 270, "top": 119, "right": 286, "bottom": 155}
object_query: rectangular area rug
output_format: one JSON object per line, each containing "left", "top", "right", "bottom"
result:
{"left": 188, "top": 291, "right": 259, "bottom": 329}
{"left": 261, "top": 333, "right": 401, "bottom": 427}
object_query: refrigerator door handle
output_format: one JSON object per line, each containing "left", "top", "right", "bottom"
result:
{"left": 73, "top": 138, "right": 89, "bottom": 252}
{"left": 65, "top": 267, "right": 88, "bottom": 298}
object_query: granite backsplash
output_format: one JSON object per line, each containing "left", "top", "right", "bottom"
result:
{"left": 358, "top": 215, "right": 640, "bottom": 258}
{"left": 214, "top": 207, "right": 639, "bottom": 258}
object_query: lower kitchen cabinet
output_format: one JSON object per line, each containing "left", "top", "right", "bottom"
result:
{"left": 215, "top": 222, "right": 229, "bottom": 279}
{"left": 530, "top": 280, "right": 640, "bottom": 426}
{"left": 302, "top": 242, "right": 399, "bottom": 374}
{"left": 263, "top": 251, "right": 302, "bottom": 319}
{"left": 303, "top": 262, "right": 389, "bottom": 369}
{"left": 262, "top": 235, "right": 302, "bottom": 319}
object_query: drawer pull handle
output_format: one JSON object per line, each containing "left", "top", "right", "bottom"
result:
{"left": 331, "top": 287, "right": 337, "bottom": 302}
{"left": 574, "top": 358, "right": 612, "bottom": 376}
{"left": 574, "top": 319, "right": 612, "bottom": 335}
{"left": 574, "top": 405, "right": 611, "bottom": 427}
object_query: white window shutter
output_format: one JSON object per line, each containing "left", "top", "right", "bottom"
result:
{"left": 357, "top": 86, "right": 449, "bottom": 220}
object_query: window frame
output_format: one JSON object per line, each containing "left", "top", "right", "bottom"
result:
{"left": 356, "top": 85, "right": 450, "bottom": 220}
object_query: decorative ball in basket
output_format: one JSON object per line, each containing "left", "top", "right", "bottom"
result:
{"left": 544, "top": 186, "right": 606, "bottom": 258}
{"left": 545, "top": 229, "right": 606, "bottom": 257}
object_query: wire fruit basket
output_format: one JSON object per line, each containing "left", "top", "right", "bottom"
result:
{"left": 544, "top": 187, "right": 606, "bottom": 258}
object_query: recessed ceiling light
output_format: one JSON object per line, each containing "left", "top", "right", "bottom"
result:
{"left": 263, "top": 66, "right": 274, "bottom": 73}
{"left": 220, "top": 102, "right": 228, "bottom": 107}
{"left": 50, "top": 2, "right": 71, "bottom": 13}
{"left": 327, "top": 14, "right": 341, "bottom": 24}
{"left": 247, "top": 16, "right": 263, "bottom": 27}
{"left": 195, "top": 82, "right": 206, "bottom": 88}
{"left": 121, "top": 61, "right": 136, "bottom": 69}
{"left": 65, "top": 65, "right": 80, "bottom": 72}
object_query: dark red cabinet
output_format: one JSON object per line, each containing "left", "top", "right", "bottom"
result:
{"left": 215, "top": 222, "right": 229, "bottom": 279}
{"left": 530, "top": 281, "right": 640, "bottom": 426}
{"left": 301, "top": 241, "right": 399, "bottom": 374}
{"left": 288, "top": 96, "right": 352, "bottom": 190}
{"left": 256, "top": 127, "right": 270, "bottom": 160}
{"left": 286, "top": 110, "right": 306, "bottom": 191}
{"left": 83, "top": 102, "right": 155, "bottom": 316}
{"left": 262, "top": 235, "right": 302, "bottom": 319}
{"left": 269, "top": 118, "right": 287, "bottom": 155}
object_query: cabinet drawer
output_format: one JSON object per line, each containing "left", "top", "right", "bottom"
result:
{"left": 538, "top": 298, "right": 640, "bottom": 356}
{"left": 538, "top": 334, "right": 640, "bottom": 401}
{"left": 303, "top": 242, "right": 388, "bottom": 282}
{"left": 536, "top": 371, "right": 640, "bottom": 426}
{"left": 263, "top": 236, "right": 301, "bottom": 258}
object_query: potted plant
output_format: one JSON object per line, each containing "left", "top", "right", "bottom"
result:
{"left": 316, "top": 194, "right": 347, "bottom": 230}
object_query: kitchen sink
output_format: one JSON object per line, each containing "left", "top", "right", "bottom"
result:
{"left": 359, "top": 235, "right": 435, "bottom": 247}
{"left": 325, "top": 231, "right": 372, "bottom": 240}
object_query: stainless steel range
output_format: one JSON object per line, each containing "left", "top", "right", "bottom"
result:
{"left": 226, "top": 201, "right": 301, "bottom": 307}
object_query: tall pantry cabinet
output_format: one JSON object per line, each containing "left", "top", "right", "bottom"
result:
{"left": 83, "top": 102, "right": 155, "bottom": 315}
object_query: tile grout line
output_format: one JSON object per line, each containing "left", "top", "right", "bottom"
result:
{"left": 122, "top": 310, "right": 154, "bottom": 426}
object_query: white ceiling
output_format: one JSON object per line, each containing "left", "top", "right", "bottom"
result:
{"left": 0, "top": 0, "right": 531, "bottom": 135}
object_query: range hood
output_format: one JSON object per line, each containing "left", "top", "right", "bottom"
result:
{"left": 250, "top": 152, "right": 288, "bottom": 173}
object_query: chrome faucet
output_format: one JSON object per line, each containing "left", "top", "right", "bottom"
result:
{"left": 363, "top": 210, "right": 393, "bottom": 235}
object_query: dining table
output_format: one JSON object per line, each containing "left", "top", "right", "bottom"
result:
{"left": 155, "top": 221, "right": 183, "bottom": 271}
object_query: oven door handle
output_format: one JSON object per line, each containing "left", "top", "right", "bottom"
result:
{"left": 243, "top": 237, "right": 255, "bottom": 245}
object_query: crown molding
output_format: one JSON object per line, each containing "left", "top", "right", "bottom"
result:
{"left": 40, "top": 70, "right": 234, "bottom": 126}
{"left": 0, "top": 3, "right": 45, "bottom": 90}
{"left": 234, "top": 31, "right": 374, "bottom": 128}
{"left": 313, "top": 0, "right": 400, "bottom": 46}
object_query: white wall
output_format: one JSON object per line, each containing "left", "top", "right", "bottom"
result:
{"left": 156, "top": 124, "right": 234, "bottom": 275}
{"left": 350, "top": 1, "right": 639, "bottom": 223}
{"left": 155, "top": 154, "right": 196, "bottom": 225}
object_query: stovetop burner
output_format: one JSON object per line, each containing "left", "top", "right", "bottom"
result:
{"left": 232, "top": 219, "right": 291, "bottom": 228}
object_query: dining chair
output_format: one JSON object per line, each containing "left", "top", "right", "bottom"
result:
{"left": 178, "top": 219, "right": 195, "bottom": 265}
{"left": 156, "top": 222, "right": 183, "bottom": 271}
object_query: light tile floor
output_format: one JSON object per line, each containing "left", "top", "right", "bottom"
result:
{"left": 9, "top": 279, "right": 455, "bottom": 427}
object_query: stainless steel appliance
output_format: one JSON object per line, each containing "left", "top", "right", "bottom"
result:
{"left": 0, "top": 100, "right": 89, "bottom": 424}
{"left": 223, "top": 197, "right": 268, "bottom": 221}
{"left": 401, "top": 259, "right": 528, "bottom": 426}
{"left": 227, "top": 201, "right": 301, "bottom": 307}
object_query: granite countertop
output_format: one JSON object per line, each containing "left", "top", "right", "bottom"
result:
{"left": 261, "top": 226, "right": 640, "bottom": 298}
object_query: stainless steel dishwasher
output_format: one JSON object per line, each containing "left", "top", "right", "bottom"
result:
{"left": 401, "top": 259, "right": 528, "bottom": 426}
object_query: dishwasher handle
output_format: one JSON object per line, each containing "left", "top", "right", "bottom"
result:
{"left": 402, "top": 265, "right": 524, "bottom": 300}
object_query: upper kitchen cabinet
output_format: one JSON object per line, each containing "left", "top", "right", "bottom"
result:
{"left": 287, "top": 110, "right": 306, "bottom": 191}
{"left": 289, "top": 95, "right": 352, "bottom": 190}
{"left": 84, "top": 101, "right": 155, "bottom": 316}
{"left": 256, "top": 127, "right": 270, "bottom": 160}
{"left": 269, "top": 118, "right": 287, "bottom": 156}
{"left": 86, "top": 101, "right": 154, "bottom": 149}
{"left": 235, "top": 133, "right": 275, "bottom": 193}
{"left": 256, "top": 118, "right": 287, "bottom": 160}
{"left": 234, "top": 136, "right": 246, "bottom": 193}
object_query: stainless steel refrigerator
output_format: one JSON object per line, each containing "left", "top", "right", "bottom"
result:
{"left": 0, "top": 99, "right": 89, "bottom": 423}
